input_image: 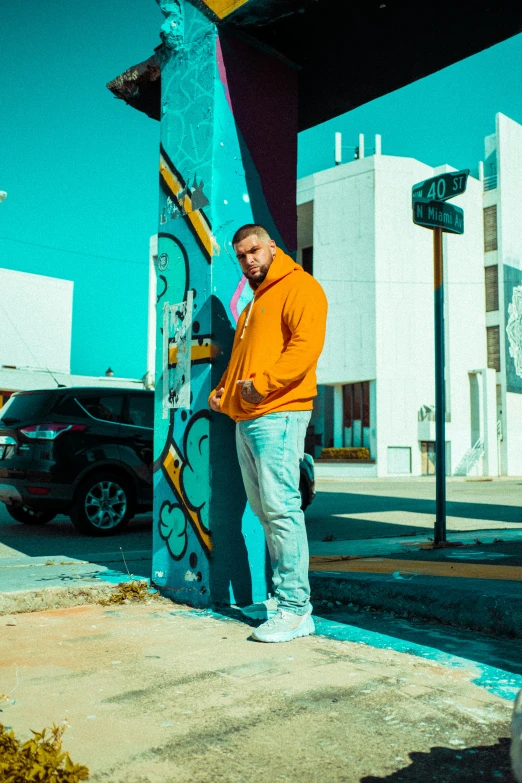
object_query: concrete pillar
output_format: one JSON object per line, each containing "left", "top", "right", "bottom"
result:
{"left": 146, "top": 235, "right": 158, "bottom": 387}
{"left": 369, "top": 379, "right": 377, "bottom": 459}
{"left": 358, "top": 133, "right": 365, "bottom": 159}
{"left": 335, "top": 132, "right": 342, "bottom": 165}
{"left": 374, "top": 134, "right": 381, "bottom": 156}
{"left": 333, "top": 384, "right": 343, "bottom": 447}
{"left": 481, "top": 368, "right": 499, "bottom": 476}
{"left": 151, "top": 1, "right": 298, "bottom": 608}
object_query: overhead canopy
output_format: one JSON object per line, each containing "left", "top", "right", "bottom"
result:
{"left": 108, "top": 0, "right": 522, "bottom": 130}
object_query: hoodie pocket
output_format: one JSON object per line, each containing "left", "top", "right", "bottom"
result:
{"left": 239, "top": 396, "right": 259, "bottom": 414}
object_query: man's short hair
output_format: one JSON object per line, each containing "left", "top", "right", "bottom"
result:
{"left": 232, "top": 224, "right": 271, "bottom": 246}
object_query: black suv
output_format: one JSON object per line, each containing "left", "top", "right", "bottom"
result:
{"left": 0, "top": 387, "right": 153, "bottom": 536}
{"left": 0, "top": 387, "right": 315, "bottom": 537}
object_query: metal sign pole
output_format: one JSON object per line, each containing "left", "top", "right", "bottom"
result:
{"left": 433, "top": 227, "right": 446, "bottom": 543}
{"left": 412, "top": 170, "right": 468, "bottom": 544}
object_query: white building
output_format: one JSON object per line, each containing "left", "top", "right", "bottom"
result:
{"left": 482, "top": 113, "right": 522, "bottom": 476}
{"left": 0, "top": 268, "right": 73, "bottom": 375}
{"left": 297, "top": 139, "right": 499, "bottom": 477}
{"left": 0, "top": 268, "right": 145, "bottom": 406}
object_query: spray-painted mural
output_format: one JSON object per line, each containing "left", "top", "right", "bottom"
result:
{"left": 151, "top": 0, "right": 298, "bottom": 607}
{"left": 505, "top": 266, "right": 522, "bottom": 393}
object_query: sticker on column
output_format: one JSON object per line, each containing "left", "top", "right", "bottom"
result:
{"left": 163, "top": 290, "right": 193, "bottom": 417}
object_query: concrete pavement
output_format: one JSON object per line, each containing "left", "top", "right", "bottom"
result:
{"left": 1, "top": 602, "right": 520, "bottom": 782}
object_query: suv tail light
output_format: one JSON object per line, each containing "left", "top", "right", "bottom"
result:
{"left": 18, "top": 423, "right": 87, "bottom": 441}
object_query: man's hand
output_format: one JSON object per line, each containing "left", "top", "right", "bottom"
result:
{"left": 237, "top": 379, "right": 265, "bottom": 404}
{"left": 209, "top": 387, "right": 225, "bottom": 413}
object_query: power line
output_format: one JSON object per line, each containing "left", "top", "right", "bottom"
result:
{"left": 0, "top": 235, "right": 496, "bottom": 285}
{"left": 0, "top": 235, "right": 148, "bottom": 267}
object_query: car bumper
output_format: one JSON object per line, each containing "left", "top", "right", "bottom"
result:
{"left": 0, "top": 479, "right": 73, "bottom": 512}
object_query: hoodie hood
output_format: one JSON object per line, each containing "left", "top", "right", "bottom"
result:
{"left": 249, "top": 248, "right": 302, "bottom": 294}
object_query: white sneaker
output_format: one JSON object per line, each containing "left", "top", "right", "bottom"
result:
{"left": 239, "top": 597, "right": 279, "bottom": 620}
{"left": 251, "top": 609, "right": 315, "bottom": 643}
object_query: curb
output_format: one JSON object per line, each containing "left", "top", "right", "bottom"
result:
{"left": 309, "top": 570, "right": 522, "bottom": 639}
{"left": 0, "top": 584, "right": 118, "bottom": 616}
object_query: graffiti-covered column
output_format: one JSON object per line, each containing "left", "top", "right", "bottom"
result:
{"left": 152, "top": 0, "right": 298, "bottom": 607}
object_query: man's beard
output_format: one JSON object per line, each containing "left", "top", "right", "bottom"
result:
{"left": 245, "top": 267, "right": 268, "bottom": 285}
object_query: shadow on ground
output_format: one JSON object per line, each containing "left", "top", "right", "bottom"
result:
{"left": 361, "top": 737, "right": 514, "bottom": 781}
{"left": 0, "top": 509, "right": 153, "bottom": 579}
{"left": 306, "top": 491, "right": 522, "bottom": 541}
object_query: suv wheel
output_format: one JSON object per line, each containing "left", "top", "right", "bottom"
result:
{"left": 71, "top": 472, "right": 134, "bottom": 536}
{"left": 6, "top": 505, "right": 56, "bottom": 525}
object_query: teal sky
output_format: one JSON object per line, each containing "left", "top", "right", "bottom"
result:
{"left": 1, "top": 3, "right": 522, "bottom": 379}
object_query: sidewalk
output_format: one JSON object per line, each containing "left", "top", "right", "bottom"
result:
{"left": 1, "top": 601, "right": 520, "bottom": 783}
{"left": 309, "top": 528, "right": 522, "bottom": 638}
{"left": 0, "top": 549, "right": 152, "bottom": 615}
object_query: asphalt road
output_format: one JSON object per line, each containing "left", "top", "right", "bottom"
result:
{"left": 0, "top": 476, "right": 520, "bottom": 563}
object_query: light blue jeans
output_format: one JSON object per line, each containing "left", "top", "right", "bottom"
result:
{"left": 236, "top": 410, "right": 312, "bottom": 615}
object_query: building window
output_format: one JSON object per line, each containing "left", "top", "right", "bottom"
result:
{"left": 343, "top": 381, "right": 370, "bottom": 448}
{"left": 486, "top": 325, "right": 501, "bottom": 372}
{"left": 302, "top": 246, "right": 313, "bottom": 276}
{"left": 483, "top": 205, "right": 498, "bottom": 252}
{"left": 485, "top": 265, "right": 499, "bottom": 312}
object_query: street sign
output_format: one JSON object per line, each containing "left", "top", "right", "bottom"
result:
{"left": 413, "top": 200, "right": 464, "bottom": 235}
{"left": 412, "top": 169, "right": 469, "bottom": 206}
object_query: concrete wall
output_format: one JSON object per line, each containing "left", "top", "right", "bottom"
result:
{"left": 374, "top": 156, "right": 434, "bottom": 476}
{"left": 439, "top": 168, "right": 489, "bottom": 475}
{"left": 300, "top": 158, "right": 377, "bottom": 387}
{"left": 506, "top": 392, "right": 522, "bottom": 475}
{"left": 0, "top": 268, "right": 73, "bottom": 374}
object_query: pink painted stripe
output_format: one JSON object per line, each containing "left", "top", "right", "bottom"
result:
{"left": 230, "top": 276, "right": 247, "bottom": 324}
{"left": 216, "top": 37, "right": 232, "bottom": 111}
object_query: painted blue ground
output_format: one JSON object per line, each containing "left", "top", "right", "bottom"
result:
{"left": 312, "top": 615, "right": 522, "bottom": 702}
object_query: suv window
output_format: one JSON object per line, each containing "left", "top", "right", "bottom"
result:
{"left": 126, "top": 395, "right": 153, "bottom": 429}
{"left": 0, "top": 391, "right": 54, "bottom": 425}
{"left": 56, "top": 396, "right": 89, "bottom": 418}
{"left": 76, "top": 395, "right": 123, "bottom": 423}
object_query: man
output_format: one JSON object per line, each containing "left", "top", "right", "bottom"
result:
{"left": 209, "top": 224, "right": 328, "bottom": 643}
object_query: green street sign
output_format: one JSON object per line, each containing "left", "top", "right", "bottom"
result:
{"left": 413, "top": 200, "right": 464, "bottom": 235}
{"left": 412, "top": 169, "right": 469, "bottom": 206}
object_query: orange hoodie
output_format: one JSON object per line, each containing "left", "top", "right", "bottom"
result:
{"left": 209, "top": 248, "right": 328, "bottom": 422}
